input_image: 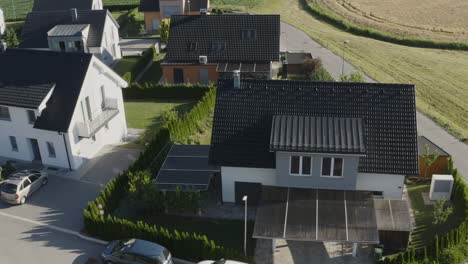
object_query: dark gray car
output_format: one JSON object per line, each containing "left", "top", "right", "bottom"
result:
{"left": 101, "top": 239, "right": 173, "bottom": 264}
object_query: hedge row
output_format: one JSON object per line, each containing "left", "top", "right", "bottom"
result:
{"left": 301, "top": 0, "right": 468, "bottom": 51}
{"left": 82, "top": 88, "right": 249, "bottom": 262}
{"left": 104, "top": 4, "right": 139, "bottom": 12}
{"left": 378, "top": 160, "right": 468, "bottom": 264}
{"left": 123, "top": 46, "right": 157, "bottom": 83}
{"left": 123, "top": 83, "right": 211, "bottom": 100}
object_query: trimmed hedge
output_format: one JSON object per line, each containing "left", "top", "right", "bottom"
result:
{"left": 123, "top": 83, "right": 211, "bottom": 100}
{"left": 82, "top": 88, "right": 250, "bottom": 262}
{"left": 104, "top": 4, "right": 139, "bottom": 11}
{"left": 302, "top": 0, "right": 468, "bottom": 51}
{"left": 378, "top": 159, "right": 468, "bottom": 264}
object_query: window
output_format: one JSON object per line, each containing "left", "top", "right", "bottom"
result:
{"left": 289, "top": 155, "right": 312, "bottom": 176}
{"left": 373, "top": 191, "right": 383, "bottom": 197}
{"left": 27, "top": 110, "right": 36, "bottom": 124}
{"left": 321, "top": 157, "right": 344, "bottom": 177}
{"left": 46, "top": 142, "right": 56, "bottom": 158}
{"left": 241, "top": 29, "right": 256, "bottom": 40}
{"left": 0, "top": 106, "right": 11, "bottom": 121}
{"left": 9, "top": 136, "right": 18, "bottom": 152}
{"left": 22, "top": 179, "right": 31, "bottom": 189}
{"left": 59, "top": 41, "right": 66, "bottom": 52}
{"left": 189, "top": 42, "right": 198, "bottom": 52}
{"left": 211, "top": 42, "right": 226, "bottom": 53}
{"left": 75, "top": 41, "right": 82, "bottom": 51}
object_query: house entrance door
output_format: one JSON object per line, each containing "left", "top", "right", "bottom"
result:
{"left": 173, "top": 68, "right": 184, "bottom": 83}
{"left": 29, "top": 138, "right": 42, "bottom": 163}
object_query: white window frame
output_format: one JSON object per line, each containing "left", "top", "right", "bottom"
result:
{"left": 46, "top": 141, "right": 56, "bottom": 158}
{"left": 9, "top": 136, "right": 18, "bottom": 152}
{"left": 320, "top": 157, "right": 344, "bottom": 178}
{"left": 289, "top": 155, "right": 313, "bottom": 176}
{"left": 0, "top": 106, "right": 11, "bottom": 121}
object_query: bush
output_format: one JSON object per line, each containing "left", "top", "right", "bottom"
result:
{"left": 123, "top": 83, "right": 211, "bottom": 100}
{"left": 340, "top": 72, "right": 365, "bottom": 82}
{"left": 301, "top": 0, "right": 468, "bottom": 51}
{"left": 310, "top": 66, "right": 335, "bottom": 81}
{"left": 4, "top": 28, "right": 19, "bottom": 48}
{"left": 159, "top": 19, "right": 170, "bottom": 43}
{"left": 1, "top": 161, "right": 16, "bottom": 179}
{"left": 121, "top": 46, "right": 157, "bottom": 83}
{"left": 123, "top": 72, "right": 132, "bottom": 83}
{"left": 439, "top": 247, "right": 465, "bottom": 264}
{"left": 302, "top": 57, "right": 323, "bottom": 77}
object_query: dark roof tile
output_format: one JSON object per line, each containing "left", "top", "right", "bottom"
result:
{"left": 32, "top": 0, "right": 95, "bottom": 11}
{"left": 0, "top": 83, "right": 55, "bottom": 109}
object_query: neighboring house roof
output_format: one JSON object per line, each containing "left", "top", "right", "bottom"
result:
{"left": 270, "top": 116, "right": 366, "bottom": 154}
{"left": 285, "top": 52, "right": 312, "bottom": 64}
{"left": 20, "top": 9, "right": 109, "bottom": 48}
{"left": 418, "top": 135, "right": 449, "bottom": 157}
{"left": 210, "top": 79, "right": 419, "bottom": 176}
{"left": 32, "top": 0, "right": 95, "bottom": 11}
{"left": 139, "top": 0, "right": 160, "bottom": 12}
{"left": 0, "top": 49, "right": 93, "bottom": 132}
{"left": 48, "top": 24, "right": 90, "bottom": 37}
{"left": 0, "top": 83, "right": 55, "bottom": 109}
{"left": 164, "top": 14, "right": 280, "bottom": 63}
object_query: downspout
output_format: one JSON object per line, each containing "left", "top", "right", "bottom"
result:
{"left": 60, "top": 132, "right": 73, "bottom": 171}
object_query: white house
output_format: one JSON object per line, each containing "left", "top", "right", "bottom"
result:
{"left": 0, "top": 8, "right": 5, "bottom": 36}
{"left": 209, "top": 77, "right": 419, "bottom": 203}
{"left": 19, "top": 8, "right": 121, "bottom": 65}
{"left": 0, "top": 48, "right": 128, "bottom": 170}
{"left": 32, "top": 0, "right": 103, "bottom": 11}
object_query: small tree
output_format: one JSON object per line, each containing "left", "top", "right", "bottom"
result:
{"left": 128, "top": 171, "right": 164, "bottom": 214}
{"left": 310, "top": 67, "right": 335, "bottom": 81}
{"left": 422, "top": 144, "right": 439, "bottom": 178}
{"left": 432, "top": 199, "right": 453, "bottom": 226}
{"left": 302, "top": 57, "right": 322, "bottom": 78}
{"left": 4, "top": 28, "right": 19, "bottom": 48}
{"left": 159, "top": 19, "right": 170, "bottom": 44}
{"left": 340, "top": 72, "right": 365, "bottom": 82}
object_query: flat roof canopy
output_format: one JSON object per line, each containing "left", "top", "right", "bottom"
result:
{"left": 253, "top": 186, "right": 379, "bottom": 243}
{"left": 216, "top": 62, "right": 271, "bottom": 73}
{"left": 154, "top": 145, "right": 220, "bottom": 191}
{"left": 374, "top": 199, "right": 412, "bottom": 232}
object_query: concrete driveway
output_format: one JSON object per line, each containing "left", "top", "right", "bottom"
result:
{"left": 281, "top": 21, "right": 468, "bottom": 181}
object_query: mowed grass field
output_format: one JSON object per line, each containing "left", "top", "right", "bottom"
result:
{"left": 311, "top": 0, "right": 468, "bottom": 42}
{"left": 0, "top": 0, "right": 139, "bottom": 20}
{"left": 242, "top": 0, "right": 468, "bottom": 141}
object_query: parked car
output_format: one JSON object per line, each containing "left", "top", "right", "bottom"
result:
{"left": 198, "top": 260, "right": 248, "bottom": 264}
{"left": 0, "top": 169, "right": 48, "bottom": 205}
{"left": 101, "top": 238, "right": 173, "bottom": 264}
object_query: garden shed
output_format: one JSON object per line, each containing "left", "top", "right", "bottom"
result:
{"left": 374, "top": 199, "right": 412, "bottom": 254}
{"left": 418, "top": 136, "right": 450, "bottom": 178}
{"left": 282, "top": 52, "right": 313, "bottom": 77}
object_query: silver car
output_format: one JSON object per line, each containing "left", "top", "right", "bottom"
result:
{"left": 1, "top": 169, "right": 48, "bottom": 205}
{"left": 101, "top": 239, "right": 173, "bottom": 264}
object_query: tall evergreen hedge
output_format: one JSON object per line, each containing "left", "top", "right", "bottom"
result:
{"left": 82, "top": 88, "right": 250, "bottom": 262}
{"left": 378, "top": 160, "right": 468, "bottom": 264}
{"left": 123, "top": 83, "right": 211, "bottom": 100}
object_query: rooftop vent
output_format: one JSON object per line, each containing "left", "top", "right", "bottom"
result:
{"left": 200, "top": 8, "right": 208, "bottom": 16}
{"left": 199, "top": 55, "right": 208, "bottom": 64}
{"left": 233, "top": 70, "right": 240, "bottom": 89}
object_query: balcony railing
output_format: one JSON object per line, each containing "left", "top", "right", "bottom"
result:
{"left": 77, "top": 98, "right": 119, "bottom": 138}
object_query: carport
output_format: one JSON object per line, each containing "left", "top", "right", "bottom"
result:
{"left": 154, "top": 145, "right": 220, "bottom": 191}
{"left": 253, "top": 186, "right": 380, "bottom": 257}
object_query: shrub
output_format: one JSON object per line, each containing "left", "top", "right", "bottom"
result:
{"left": 159, "top": 19, "right": 170, "bottom": 43}
{"left": 1, "top": 161, "right": 16, "bottom": 179}
{"left": 4, "top": 28, "right": 19, "bottom": 48}
{"left": 123, "top": 72, "right": 132, "bottom": 83}
{"left": 340, "top": 72, "right": 365, "bottom": 82}
{"left": 439, "top": 247, "right": 465, "bottom": 264}
{"left": 310, "top": 66, "right": 335, "bottom": 81}
{"left": 302, "top": 57, "right": 323, "bottom": 77}
{"left": 123, "top": 83, "right": 211, "bottom": 100}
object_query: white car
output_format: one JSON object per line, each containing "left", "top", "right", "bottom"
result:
{"left": 198, "top": 260, "right": 248, "bottom": 264}
{"left": 1, "top": 169, "right": 48, "bottom": 205}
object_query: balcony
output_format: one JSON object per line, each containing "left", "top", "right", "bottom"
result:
{"left": 77, "top": 98, "right": 119, "bottom": 138}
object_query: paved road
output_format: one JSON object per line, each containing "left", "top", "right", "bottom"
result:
{"left": 280, "top": 22, "right": 468, "bottom": 181}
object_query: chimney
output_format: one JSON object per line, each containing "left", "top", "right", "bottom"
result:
{"left": 233, "top": 70, "right": 240, "bottom": 89}
{"left": 70, "top": 8, "right": 78, "bottom": 21}
{"left": 0, "top": 41, "right": 6, "bottom": 53}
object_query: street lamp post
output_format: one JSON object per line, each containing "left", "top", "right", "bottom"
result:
{"left": 242, "top": 195, "right": 248, "bottom": 256}
{"left": 341, "top": 40, "right": 350, "bottom": 77}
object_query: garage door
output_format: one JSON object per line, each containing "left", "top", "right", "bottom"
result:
{"left": 162, "top": 6, "right": 180, "bottom": 18}
{"left": 235, "top": 182, "right": 261, "bottom": 206}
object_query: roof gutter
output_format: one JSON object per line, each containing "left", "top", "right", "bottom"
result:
{"left": 60, "top": 132, "right": 73, "bottom": 171}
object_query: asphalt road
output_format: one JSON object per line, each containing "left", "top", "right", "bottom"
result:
{"left": 280, "top": 22, "right": 468, "bottom": 181}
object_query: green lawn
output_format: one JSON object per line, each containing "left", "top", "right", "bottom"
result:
{"left": 138, "top": 53, "right": 166, "bottom": 84}
{"left": 211, "top": 0, "right": 263, "bottom": 11}
{"left": 407, "top": 182, "right": 464, "bottom": 249}
{"left": 113, "top": 57, "right": 140, "bottom": 76}
{"left": 211, "top": 0, "right": 468, "bottom": 141}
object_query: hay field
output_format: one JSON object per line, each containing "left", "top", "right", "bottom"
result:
{"left": 312, "top": 0, "right": 468, "bottom": 42}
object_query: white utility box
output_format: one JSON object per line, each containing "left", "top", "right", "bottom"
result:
{"left": 429, "top": 174, "right": 454, "bottom": 201}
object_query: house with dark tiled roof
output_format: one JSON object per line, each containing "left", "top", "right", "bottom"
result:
{"left": 32, "top": 0, "right": 103, "bottom": 12}
{"left": 0, "top": 49, "right": 128, "bottom": 170}
{"left": 19, "top": 8, "right": 121, "bottom": 65}
{"left": 209, "top": 77, "right": 419, "bottom": 203}
{"left": 139, "top": 0, "right": 209, "bottom": 32}
{"left": 161, "top": 13, "right": 280, "bottom": 84}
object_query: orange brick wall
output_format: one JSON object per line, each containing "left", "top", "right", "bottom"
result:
{"left": 162, "top": 65, "right": 218, "bottom": 84}
{"left": 144, "top": 12, "right": 161, "bottom": 31}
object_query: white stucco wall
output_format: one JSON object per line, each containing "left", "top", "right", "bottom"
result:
{"left": 356, "top": 173, "right": 406, "bottom": 199}
{"left": 0, "top": 106, "right": 71, "bottom": 169}
{"left": 92, "top": 0, "right": 103, "bottom": 9}
{"left": 221, "top": 166, "right": 276, "bottom": 203}
{"left": 66, "top": 57, "right": 127, "bottom": 169}
{"left": 0, "top": 8, "right": 5, "bottom": 35}
{"left": 101, "top": 15, "right": 121, "bottom": 64}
